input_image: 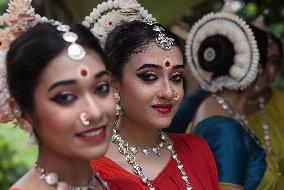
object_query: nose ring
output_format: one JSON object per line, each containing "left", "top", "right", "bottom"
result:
{"left": 80, "top": 112, "right": 90, "bottom": 126}
{"left": 172, "top": 90, "right": 179, "bottom": 101}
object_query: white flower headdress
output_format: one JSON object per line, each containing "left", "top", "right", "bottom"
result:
{"left": 0, "top": 0, "right": 47, "bottom": 131}
{"left": 83, "top": 0, "right": 174, "bottom": 50}
{"left": 185, "top": 1, "right": 260, "bottom": 92}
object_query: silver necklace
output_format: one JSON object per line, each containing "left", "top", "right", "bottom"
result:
{"left": 34, "top": 163, "right": 110, "bottom": 190}
{"left": 212, "top": 94, "right": 263, "bottom": 148}
{"left": 258, "top": 97, "right": 282, "bottom": 176}
{"left": 115, "top": 130, "right": 167, "bottom": 156}
{"left": 112, "top": 128, "right": 193, "bottom": 190}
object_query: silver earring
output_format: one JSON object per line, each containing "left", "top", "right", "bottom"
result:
{"left": 80, "top": 112, "right": 90, "bottom": 126}
{"left": 113, "top": 92, "right": 123, "bottom": 117}
{"left": 172, "top": 90, "right": 179, "bottom": 101}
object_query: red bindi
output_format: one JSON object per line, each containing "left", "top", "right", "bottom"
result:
{"left": 165, "top": 61, "right": 171, "bottom": 67}
{"left": 81, "top": 69, "right": 88, "bottom": 77}
{"left": 109, "top": 21, "right": 112, "bottom": 25}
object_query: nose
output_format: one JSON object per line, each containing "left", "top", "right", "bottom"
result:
{"left": 81, "top": 94, "right": 103, "bottom": 125}
{"left": 157, "top": 79, "right": 173, "bottom": 100}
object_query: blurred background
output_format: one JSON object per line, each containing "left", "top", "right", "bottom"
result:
{"left": 1, "top": 0, "right": 284, "bottom": 189}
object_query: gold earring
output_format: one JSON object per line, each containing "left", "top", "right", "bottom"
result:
{"left": 80, "top": 112, "right": 90, "bottom": 126}
{"left": 172, "top": 90, "right": 179, "bottom": 101}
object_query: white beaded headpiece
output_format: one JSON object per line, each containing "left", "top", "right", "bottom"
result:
{"left": 185, "top": 1, "right": 260, "bottom": 92}
{"left": 82, "top": 0, "right": 174, "bottom": 50}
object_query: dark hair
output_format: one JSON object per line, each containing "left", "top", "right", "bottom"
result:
{"left": 268, "top": 32, "right": 283, "bottom": 64}
{"left": 6, "top": 22, "right": 108, "bottom": 112}
{"left": 197, "top": 24, "right": 268, "bottom": 78}
{"left": 104, "top": 20, "right": 183, "bottom": 79}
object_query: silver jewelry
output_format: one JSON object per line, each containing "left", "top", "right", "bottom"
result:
{"left": 112, "top": 129, "right": 193, "bottom": 190}
{"left": 54, "top": 23, "right": 86, "bottom": 61}
{"left": 146, "top": 20, "right": 174, "bottom": 51}
{"left": 212, "top": 94, "right": 263, "bottom": 148}
{"left": 258, "top": 97, "right": 282, "bottom": 176}
{"left": 172, "top": 90, "right": 179, "bottom": 101}
{"left": 203, "top": 47, "right": 216, "bottom": 62}
{"left": 34, "top": 163, "right": 110, "bottom": 190}
{"left": 112, "top": 129, "right": 167, "bottom": 157}
{"left": 80, "top": 112, "right": 90, "bottom": 126}
{"left": 113, "top": 92, "right": 123, "bottom": 117}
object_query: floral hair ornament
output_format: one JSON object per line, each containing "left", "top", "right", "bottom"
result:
{"left": 185, "top": 0, "right": 260, "bottom": 92}
{"left": 82, "top": 0, "right": 174, "bottom": 50}
{"left": 0, "top": 0, "right": 47, "bottom": 132}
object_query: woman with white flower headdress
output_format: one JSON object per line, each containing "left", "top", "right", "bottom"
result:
{"left": 1, "top": 1, "right": 120, "bottom": 190}
{"left": 185, "top": 1, "right": 269, "bottom": 190}
{"left": 83, "top": 0, "right": 220, "bottom": 189}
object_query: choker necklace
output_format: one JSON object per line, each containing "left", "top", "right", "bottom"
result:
{"left": 112, "top": 128, "right": 193, "bottom": 190}
{"left": 34, "top": 163, "right": 110, "bottom": 190}
{"left": 113, "top": 130, "right": 168, "bottom": 156}
{"left": 212, "top": 94, "right": 263, "bottom": 148}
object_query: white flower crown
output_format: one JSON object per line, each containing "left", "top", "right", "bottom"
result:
{"left": 185, "top": 2, "right": 260, "bottom": 92}
{"left": 82, "top": 0, "right": 156, "bottom": 47}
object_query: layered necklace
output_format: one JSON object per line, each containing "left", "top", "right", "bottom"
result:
{"left": 112, "top": 128, "right": 193, "bottom": 190}
{"left": 34, "top": 163, "right": 110, "bottom": 190}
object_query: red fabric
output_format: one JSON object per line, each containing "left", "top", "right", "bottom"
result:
{"left": 91, "top": 133, "right": 221, "bottom": 190}
{"left": 9, "top": 188, "right": 21, "bottom": 190}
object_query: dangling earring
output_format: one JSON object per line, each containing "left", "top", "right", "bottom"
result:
{"left": 113, "top": 92, "right": 123, "bottom": 125}
{"left": 80, "top": 112, "right": 90, "bottom": 126}
{"left": 172, "top": 90, "right": 179, "bottom": 101}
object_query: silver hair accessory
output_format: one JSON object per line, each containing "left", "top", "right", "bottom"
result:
{"left": 51, "top": 22, "right": 86, "bottom": 61}
{"left": 203, "top": 47, "right": 216, "bottom": 62}
{"left": 49, "top": 21, "right": 90, "bottom": 79}
{"left": 146, "top": 20, "right": 174, "bottom": 51}
{"left": 82, "top": 0, "right": 174, "bottom": 50}
{"left": 185, "top": 1, "right": 260, "bottom": 92}
{"left": 80, "top": 112, "right": 90, "bottom": 126}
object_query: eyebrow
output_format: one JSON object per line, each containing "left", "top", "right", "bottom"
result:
{"left": 172, "top": 65, "right": 185, "bottom": 70}
{"left": 47, "top": 70, "right": 110, "bottom": 92}
{"left": 136, "top": 64, "right": 163, "bottom": 71}
{"left": 48, "top": 80, "right": 76, "bottom": 92}
{"left": 95, "top": 70, "right": 110, "bottom": 79}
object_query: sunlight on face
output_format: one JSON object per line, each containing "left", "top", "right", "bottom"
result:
{"left": 32, "top": 48, "right": 116, "bottom": 160}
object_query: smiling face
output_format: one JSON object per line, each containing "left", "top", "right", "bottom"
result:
{"left": 115, "top": 42, "right": 184, "bottom": 130}
{"left": 31, "top": 48, "right": 116, "bottom": 160}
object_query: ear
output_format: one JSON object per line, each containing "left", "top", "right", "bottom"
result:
{"left": 111, "top": 78, "right": 121, "bottom": 92}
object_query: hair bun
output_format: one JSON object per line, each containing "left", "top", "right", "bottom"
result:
{"left": 198, "top": 35, "right": 235, "bottom": 77}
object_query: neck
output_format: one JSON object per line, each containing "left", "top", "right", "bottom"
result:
{"left": 216, "top": 89, "right": 248, "bottom": 114}
{"left": 36, "top": 147, "right": 92, "bottom": 186}
{"left": 117, "top": 116, "right": 161, "bottom": 147}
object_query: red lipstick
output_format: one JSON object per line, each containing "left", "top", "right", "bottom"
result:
{"left": 75, "top": 126, "right": 107, "bottom": 142}
{"left": 152, "top": 104, "right": 172, "bottom": 114}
